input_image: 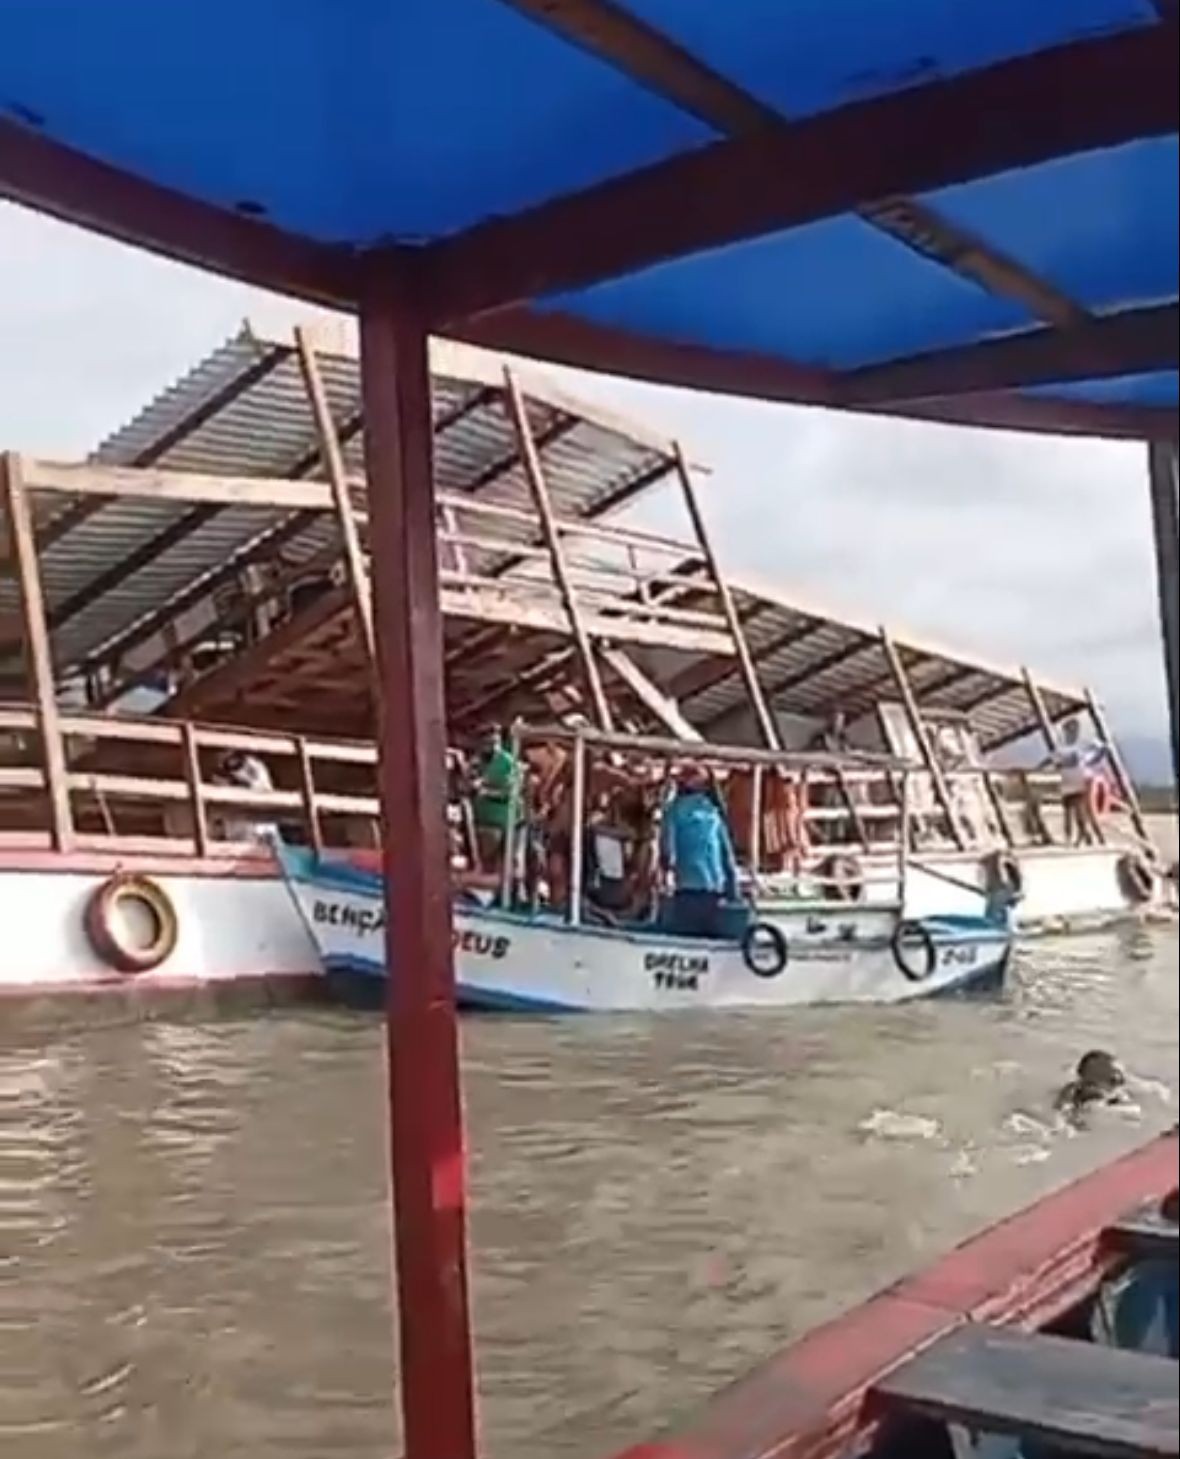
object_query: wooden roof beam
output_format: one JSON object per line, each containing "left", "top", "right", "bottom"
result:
{"left": 758, "top": 638, "right": 880, "bottom": 704}
{"left": 671, "top": 615, "right": 823, "bottom": 707}
{"left": 21, "top": 458, "right": 336, "bottom": 511}
{"left": 81, "top": 509, "right": 323, "bottom": 676}
{"left": 425, "top": 28, "right": 1175, "bottom": 322}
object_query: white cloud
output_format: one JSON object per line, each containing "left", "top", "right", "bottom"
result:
{"left": 0, "top": 201, "right": 1170, "bottom": 749}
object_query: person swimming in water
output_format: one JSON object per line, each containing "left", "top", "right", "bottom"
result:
{"left": 1055, "top": 1050, "right": 1128, "bottom": 1120}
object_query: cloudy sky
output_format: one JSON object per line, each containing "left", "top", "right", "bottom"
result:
{"left": 0, "top": 200, "right": 1170, "bottom": 769}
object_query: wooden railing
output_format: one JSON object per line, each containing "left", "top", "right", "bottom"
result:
{"left": 0, "top": 703, "right": 382, "bottom": 857}
{"left": 428, "top": 490, "right": 733, "bottom": 652}
{"left": 0, "top": 698, "right": 1146, "bottom": 866}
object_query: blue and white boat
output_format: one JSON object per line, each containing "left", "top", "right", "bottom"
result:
{"left": 277, "top": 727, "right": 1011, "bottom": 1013}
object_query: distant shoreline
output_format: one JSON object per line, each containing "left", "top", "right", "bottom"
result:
{"left": 1139, "top": 785, "right": 1178, "bottom": 814}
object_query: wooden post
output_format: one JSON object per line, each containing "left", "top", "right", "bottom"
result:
{"left": 180, "top": 721, "right": 210, "bottom": 857}
{"left": 439, "top": 501, "right": 471, "bottom": 579}
{"left": 567, "top": 730, "right": 587, "bottom": 927}
{"left": 503, "top": 368, "right": 613, "bottom": 730}
{"left": 1084, "top": 688, "right": 1151, "bottom": 845}
{"left": 673, "top": 443, "right": 779, "bottom": 749}
{"left": 294, "top": 735, "right": 324, "bottom": 855}
{"left": 1148, "top": 442, "right": 1179, "bottom": 807}
{"left": 832, "top": 766, "right": 870, "bottom": 849}
{"left": 749, "top": 763, "right": 764, "bottom": 884}
{"left": 1021, "top": 667, "right": 1061, "bottom": 755}
{"left": 1, "top": 453, "right": 73, "bottom": 850}
{"left": 598, "top": 644, "right": 703, "bottom": 741}
{"left": 881, "top": 630, "right": 965, "bottom": 850}
{"left": 295, "top": 326, "right": 376, "bottom": 662}
{"left": 980, "top": 768, "right": 1017, "bottom": 850}
{"left": 358, "top": 279, "right": 476, "bottom": 1459}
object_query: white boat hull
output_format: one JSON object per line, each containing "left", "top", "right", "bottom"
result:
{"left": 279, "top": 850, "right": 1011, "bottom": 1013}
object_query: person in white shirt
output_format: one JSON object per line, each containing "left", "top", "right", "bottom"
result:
{"left": 1047, "top": 719, "right": 1106, "bottom": 846}
{"left": 216, "top": 751, "right": 278, "bottom": 845}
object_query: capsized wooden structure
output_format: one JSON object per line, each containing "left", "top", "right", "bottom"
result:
{"left": 2, "top": 6, "right": 1177, "bottom": 1457}
{"left": 1, "top": 321, "right": 1100, "bottom": 758}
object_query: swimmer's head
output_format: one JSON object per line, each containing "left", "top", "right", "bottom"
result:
{"left": 1075, "top": 1049, "right": 1125, "bottom": 1095}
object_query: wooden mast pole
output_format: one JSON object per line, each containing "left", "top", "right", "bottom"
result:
{"left": 1, "top": 453, "right": 73, "bottom": 850}
{"left": 358, "top": 276, "right": 477, "bottom": 1459}
{"left": 1147, "top": 441, "right": 1179, "bottom": 808}
{"left": 1084, "top": 688, "right": 1151, "bottom": 844}
{"left": 673, "top": 443, "right": 779, "bottom": 749}
{"left": 294, "top": 326, "right": 377, "bottom": 662}
{"left": 1021, "top": 667, "right": 1061, "bottom": 755}
{"left": 503, "top": 367, "right": 614, "bottom": 730}
{"left": 881, "top": 629, "right": 966, "bottom": 850}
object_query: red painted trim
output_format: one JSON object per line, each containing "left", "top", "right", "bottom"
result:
{"left": 0, "top": 848, "right": 280, "bottom": 879}
{"left": 607, "top": 1133, "right": 1178, "bottom": 1459}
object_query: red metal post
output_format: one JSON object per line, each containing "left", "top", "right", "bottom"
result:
{"left": 1148, "top": 442, "right": 1179, "bottom": 801}
{"left": 359, "top": 271, "right": 478, "bottom": 1459}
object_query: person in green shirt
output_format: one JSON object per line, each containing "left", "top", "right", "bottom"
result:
{"left": 471, "top": 726, "right": 521, "bottom": 871}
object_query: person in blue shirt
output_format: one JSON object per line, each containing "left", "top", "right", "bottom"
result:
{"left": 661, "top": 765, "right": 738, "bottom": 937}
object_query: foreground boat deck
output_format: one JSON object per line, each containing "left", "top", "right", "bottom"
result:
{"left": 877, "top": 1320, "right": 1176, "bottom": 1458}
{"left": 615, "top": 1135, "right": 1178, "bottom": 1459}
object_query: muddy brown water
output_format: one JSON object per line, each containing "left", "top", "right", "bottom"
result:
{"left": 2, "top": 894, "right": 1177, "bottom": 1457}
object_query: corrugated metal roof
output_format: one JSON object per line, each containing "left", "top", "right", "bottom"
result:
{"left": 2, "top": 323, "right": 680, "bottom": 679}
{"left": 670, "top": 579, "right": 1084, "bottom": 746}
{"left": 1, "top": 322, "right": 1088, "bottom": 748}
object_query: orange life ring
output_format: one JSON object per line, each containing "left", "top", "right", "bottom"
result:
{"left": 85, "top": 874, "right": 179, "bottom": 974}
{"left": 1086, "top": 776, "right": 1113, "bottom": 822}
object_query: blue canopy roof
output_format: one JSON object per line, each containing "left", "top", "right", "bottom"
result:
{"left": 1, "top": 0, "right": 1176, "bottom": 438}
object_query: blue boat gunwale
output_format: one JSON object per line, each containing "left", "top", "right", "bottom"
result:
{"left": 279, "top": 847, "right": 1010, "bottom": 954}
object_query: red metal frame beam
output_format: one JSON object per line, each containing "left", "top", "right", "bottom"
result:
{"left": 424, "top": 29, "right": 1176, "bottom": 322}
{"left": 358, "top": 272, "right": 477, "bottom": 1459}
{"left": 837, "top": 302, "right": 1178, "bottom": 405}
{"left": 1147, "top": 441, "right": 1180, "bottom": 794}
{"left": 498, "top": 0, "right": 1091, "bottom": 329}
{"left": 0, "top": 120, "right": 360, "bottom": 309}
{"left": 465, "top": 306, "right": 1178, "bottom": 442}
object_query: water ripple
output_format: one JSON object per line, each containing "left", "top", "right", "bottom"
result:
{"left": 0, "top": 926, "right": 1176, "bottom": 1458}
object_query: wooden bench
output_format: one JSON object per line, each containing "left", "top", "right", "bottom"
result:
{"left": 874, "top": 1323, "right": 1178, "bottom": 1458}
